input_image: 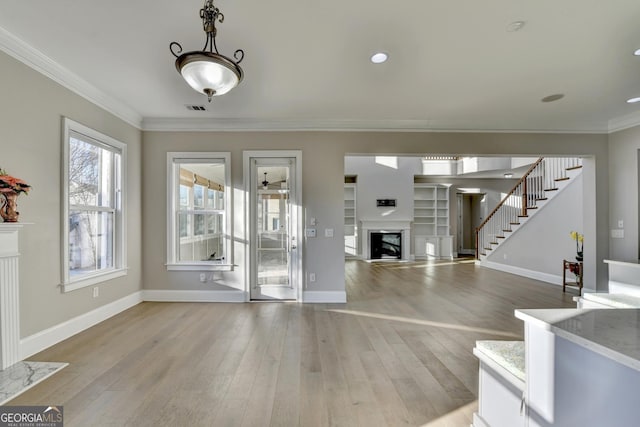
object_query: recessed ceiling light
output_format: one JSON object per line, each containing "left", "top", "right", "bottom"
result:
{"left": 541, "top": 94, "right": 564, "bottom": 103}
{"left": 627, "top": 97, "right": 640, "bottom": 104}
{"left": 504, "top": 173, "right": 514, "bottom": 178}
{"left": 506, "top": 21, "right": 526, "bottom": 32}
{"left": 634, "top": 48, "right": 640, "bottom": 56}
{"left": 370, "top": 52, "right": 388, "bottom": 64}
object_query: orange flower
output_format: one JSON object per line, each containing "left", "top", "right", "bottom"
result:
{"left": 0, "top": 168, "right": 31, "bottom": 195}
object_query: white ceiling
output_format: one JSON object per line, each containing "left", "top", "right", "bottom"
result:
{"left": 2, "top": 0, "right": 640, "bottom": 132}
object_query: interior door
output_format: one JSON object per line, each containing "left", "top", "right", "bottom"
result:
{"left": 249, "top": 157, "right": 299, "bottom": 300}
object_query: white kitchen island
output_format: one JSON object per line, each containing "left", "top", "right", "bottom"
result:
{"left": 474, "top": 308, "right": 640, "bottom": 427}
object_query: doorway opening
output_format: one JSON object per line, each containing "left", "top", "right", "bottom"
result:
{"left": 457, "top": 193, "right": 485, "bottom": 256}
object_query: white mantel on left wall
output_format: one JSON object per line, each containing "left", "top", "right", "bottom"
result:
{"left": 0, "top": 224, "right": 25, "bottom": 369}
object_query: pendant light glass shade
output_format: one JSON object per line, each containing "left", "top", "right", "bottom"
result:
{"left": 176, "top": 52, "right": 243, "bottom": 99}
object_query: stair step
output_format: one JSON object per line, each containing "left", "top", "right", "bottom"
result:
{"left": 526, "top": 206, "right": 538, "bottom": 210}
{"left": 566, "top": 165, "right": 583, "bottom": 171}
{"left": 496, "top": 236, "right": 505, "bottom": 239}
{"left": 484, "top": 247, "right": 492, "bottom": 251}
{"left": 510, "top": 222, "right": 520, "bottom": 225}
{"left": 503, "top": 229, "right": 512, "bottom": 233}
{"left": 490, "top": 242, "right": 499, "bottom": 245}
{"left": 518, "top": 215, "right": 528, "bottom": 218}
{"left": 535, "top": 198, "right": 548, "bottom": 201}
{"left": 544, "top": 188, "right": 559, "bottom": 192}
{"left": 555, "top": 177, "right": 570, "bottom": 182}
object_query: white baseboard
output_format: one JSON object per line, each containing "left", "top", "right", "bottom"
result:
{"left": 303, "top": 291, "right": 347, "bottom": 303}
{"left": 20, "top": 291, "right": 143, "bottom": 360}
{"left": 142, "top": 289, "right": 246, "bottom": 303}
{"left": 480, "top": 260, "right": 562, "bottom": 286}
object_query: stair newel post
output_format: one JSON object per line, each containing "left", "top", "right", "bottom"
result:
{"left": 475, "top": 227, "right": 479, "bottom": 259}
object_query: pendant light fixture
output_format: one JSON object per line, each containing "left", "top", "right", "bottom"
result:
{"left": 262, "top": 172, "right": 269, "bottom": 189}
{"left": 170, "top": 0, "right": 245, "bottom": 101}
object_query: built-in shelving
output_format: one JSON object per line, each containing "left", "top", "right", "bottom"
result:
{"left": 344, "top": 177, "right": 357, "bottom": 257}
{"left": 413, "top": 183, "right": 452, "bottom": 259}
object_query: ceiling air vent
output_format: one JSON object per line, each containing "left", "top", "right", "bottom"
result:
{"left": 186, "top": 105, "right": 207, "bottom": 111}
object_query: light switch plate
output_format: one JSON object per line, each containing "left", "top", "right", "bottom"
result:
{"left": 325, "top": 228, "right": 334, "bottom": 238}
{"left": 611, "top": 229, "right": 624, "bottom": 239}
{"left": 305, "top": 228, "right": 316, "bottom": 237}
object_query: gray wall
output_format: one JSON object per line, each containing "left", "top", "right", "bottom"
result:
{"left": 345, "top": 156, "right": 419, "bottom": 222}
{"left": 141, "top": 132, "right": 347, "bottom": 293}
{"left": 608, "top": 126, "right": 640, "bottom": 261}
{"left": 0, "top": 51, "right": 142, "bottom": 337}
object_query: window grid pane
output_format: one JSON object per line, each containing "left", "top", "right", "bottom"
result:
{"left": 69, "top": 137, "right": 115, "bottom": 208}
{"left": 172, "top": 159, "right": 228, "bottom": 264}
{"left": 69, "top": 209, "right": 114, "bottom": 276}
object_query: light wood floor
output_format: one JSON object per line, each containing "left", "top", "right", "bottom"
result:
{"left": 11, "top": 259, "right": 576, "bottom": 426}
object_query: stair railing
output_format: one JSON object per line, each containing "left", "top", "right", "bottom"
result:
{"left": 475, "top": 157, "right": 582, "bottom": 259}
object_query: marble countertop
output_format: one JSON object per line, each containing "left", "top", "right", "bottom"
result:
{"left": 604, "top": 259, "right": 640, "bottom": 267}
{"left": 475, "top": 340, "right": 525, "bottom": 382}
{"left": 583, "top": 293, "right": 640, "bottom": 308}
{"left": 516, "top": 308, "right": 640, "bottom": 372}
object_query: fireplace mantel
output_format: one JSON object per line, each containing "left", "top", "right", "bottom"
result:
{"left": 0, "top": 224, "right": 25, "bottom": 369}
{"left": 360, "top": 220, "right": 412, "bottom": 261}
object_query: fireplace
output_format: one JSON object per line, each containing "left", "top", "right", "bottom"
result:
{"left": 360, "top": 220, "right": 411, "bottom": 261}
{"left": 370, "top": 232, "right": 402, "bottom": 259}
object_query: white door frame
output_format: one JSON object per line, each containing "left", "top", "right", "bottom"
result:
{"left": 243, "top": 150, "right": 303, "bottom": 301}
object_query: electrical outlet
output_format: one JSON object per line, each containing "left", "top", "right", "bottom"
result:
{"left": 618, "top": 220, "right": 624, "bottom": 228}
{"left": 309, "top": 273, "right": 316, "bottom": 282}
{"left": 199, "top": 273, "right": 207, "bottom": 282}
{"left": 93, "top": 287, "right": 99, "bottom": 298}
{"left": 325, "top": 228, "right": 334, "bottom": 238}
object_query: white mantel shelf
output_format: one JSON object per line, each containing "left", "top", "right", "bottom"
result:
{"left": 0, "top": 223, "right": 26, "bottom": 369}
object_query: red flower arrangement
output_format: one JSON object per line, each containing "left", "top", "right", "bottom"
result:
{"left": 0, "top": 167, "right": 31, "bottom": 195}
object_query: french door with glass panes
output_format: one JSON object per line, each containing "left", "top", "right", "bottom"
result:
{"left": 247, "top": 153, "right": 301, "bottom": 300}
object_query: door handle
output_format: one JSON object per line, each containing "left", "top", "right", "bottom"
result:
{"left": 291, "top": 236, "right": 297, "bottom": 250}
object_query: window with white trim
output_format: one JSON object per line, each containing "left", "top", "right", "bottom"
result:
{"left": 167, "top": 152, "right": 232, "bottom": 271}
{"left": 62, "top": 118, "right": 127, "bottom": 291}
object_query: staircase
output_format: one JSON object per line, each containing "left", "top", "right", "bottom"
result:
{"left": 475, "top": 157, "right": 583, "bottom": 260}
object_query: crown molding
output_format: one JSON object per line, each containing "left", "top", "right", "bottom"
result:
{"left": 0, "top": 27, "right": 142, "bottom": 129}
{"left": 608, "top": 110, "right": 640, "bottom": 133}
{"left": 141, "top": 117, "right": 608, "bottom": 134}
{"left": 1, "top": 26, "right": 634, "bottom": 135}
